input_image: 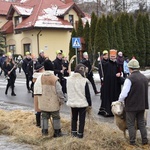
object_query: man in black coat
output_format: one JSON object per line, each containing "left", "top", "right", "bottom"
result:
{"left": 38, "top": 50, "right": 46, "bottom": 65}
{"left": 22, "top": 52, "right": 33, "bottom": 93}
{"left": 53, "top": 50, "right": 66, "bottom": 94}
{"left": 80, "top": 52, "right": 100, "bottom": 95}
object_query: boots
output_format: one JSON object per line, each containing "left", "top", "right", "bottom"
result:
{"left": 35, "top": 112, "right": 41, "bottom": 127}
{"left": 5, "top": 85, "right": 9, "bottom": 95}
{"left": 53, "top": 129, "right": 63, "bottom": 138}
{"left": 11, "top": 86, "right": 16, "bottom": 96}
{"left": 71, "top": 131, "right": 77, "bottom": 137}
{"left": 77, "top": 133, "right": 83, "bottom": 138}
{"left": 42, "top": 129, "right": 48, "bottom": 136}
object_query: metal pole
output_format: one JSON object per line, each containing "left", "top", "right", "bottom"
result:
{"left": 75, "top": 48, "right": 78, "bottom": 65}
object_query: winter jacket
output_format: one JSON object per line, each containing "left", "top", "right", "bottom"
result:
{"left": 34, "top": 72, "right": 64, "bottom": 112}
{"left": 67, "top": 73, "right": 91, "bottom": 108}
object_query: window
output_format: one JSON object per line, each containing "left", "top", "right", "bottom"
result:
{"left": 24, "top": 44, "right": 31, "bottom": 55}
{"left": 14, "top": 16, "right": 21, "bottom": 34}
{"left": 69, "top": 15, "right": 74, "bottom": 26}
{"left": 9, "top": 45, "right": 16, "bottom": 55}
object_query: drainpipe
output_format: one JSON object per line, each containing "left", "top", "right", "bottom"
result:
{"left": 37, "top": 29, "right": 42, "bottom": 54}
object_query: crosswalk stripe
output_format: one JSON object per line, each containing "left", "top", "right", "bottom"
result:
{"left": 0, "top": 78, "right": 26, "bottom": 88}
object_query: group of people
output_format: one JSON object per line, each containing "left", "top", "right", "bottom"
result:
{"left": 97, "top": 49, "right": 149, "bottom": 145}
{"left": 0, "top": 48, "right": 148, "bottom": 145}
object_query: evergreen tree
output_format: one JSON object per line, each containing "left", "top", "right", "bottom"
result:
{"left": 114, "top": 17, "right": 124, "bottom": 52}
{"left": 111, "top": 21, "right": 118, "bottom": 49}
{"left": 120, "top": 13, "right": 130, "bottom": 56}
{"left": 76, "top": 18, "right": 83, "bottom": 37}
{"left": 107, "top": 15, "right": 114, "bottom": 49}
{"left": 94, "top": 18, "right": 101, "bottom": 57}
{"left": 95, "top": 15, "right": 109, "bottom": 55}
{"left": 143, "top": 13, "right": 150, "bottom": 66}
{"left": 0, "top": 33, "right": 6, "bottom": 56}
{"left": 89, "top": 12, "right": 97, "bottom": 62}
{"left": 83, "top": 21, "right": 90, "bottom": 52}
{"left": 129, "top": 15, "right": 138, "bottom": 58}
{"left": 136, "top": 13, "right": 146, "bottom": 67}
{"left": 69, "top": 29, "right": 77, "bottom": 70}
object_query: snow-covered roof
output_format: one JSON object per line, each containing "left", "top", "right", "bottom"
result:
{"left": 13, "top": 5, "right": 33, "bottom": 15}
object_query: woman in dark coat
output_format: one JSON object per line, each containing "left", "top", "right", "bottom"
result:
{"left": 3, "top": 52, "right": 17, "bottom": 96}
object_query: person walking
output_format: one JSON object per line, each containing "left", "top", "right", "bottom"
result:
{"left": 98, "top": 49, "right": 122, "bottom": 117}
{"left": 66, "top": 63, "right": 92, "bottom": 138}
{"left": 80, "top": 52, "right": 100, "bottom": 95}
{"left": 117, "top": 58, "right": 149, "bottom": 145}
{"left": 3, "top": 52, "right": 17, "bottom": 96}
{"left": 16, "top": 55, "right": 23, "bottom": 74}
{"left": 37, "top": 50, "right": 46, "bottom": 65}
{"left": 34, "top": 67, "right": 65, "bottom": 137}
{"left": 22, "top": 51, "right": 33, "bottom": 93}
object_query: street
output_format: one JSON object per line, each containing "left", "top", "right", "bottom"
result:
{"left": 0, "top": 70, "right": 150, "bottom": 129}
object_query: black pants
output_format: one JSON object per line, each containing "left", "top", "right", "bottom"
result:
{"left": 87, "top": 76, "right": 98, "bottom": 94}
{"left": 126, "top": 111, "right": 148, "bottom": 144}
{"left": 25, "top": 74, "right": 33, "bottom": 91}
{"left": 71, "top": 107, "right": 86, "bottom": 134}
{"left": 6, "top": 76, "right": 15, "bottom": 94}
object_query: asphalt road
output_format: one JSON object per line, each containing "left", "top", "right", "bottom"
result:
{"left": 0, "top": 70, "right": 149, "bottom": 129}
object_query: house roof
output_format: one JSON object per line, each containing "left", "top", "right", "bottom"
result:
{"left": 1, "top": 20, "right": 13, "bottom": 34}
{"left": 2, "top": 0, "right": 85, "bottom": 30}
{"left": 0, "top": 1, "right": 12, "bottom": 15}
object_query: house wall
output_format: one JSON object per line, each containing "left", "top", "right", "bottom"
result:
{"left": 6, "top": 29, "right": 71, "bottom": 60}
{"left": 0, "top": 16, "right": 7, "bottom": 28}
{"left": 5, "top": 7, "right": 79, "bottom": 60}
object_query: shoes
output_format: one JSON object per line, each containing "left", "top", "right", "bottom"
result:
{"left": 5, "top": 91, "right": 7, "bottom": 95}
{"left": 28, "top": 90, "right": 31, "bottom": 93}
{"left": 71, "top": 131, "right": 77, "bottom": 137}
{"left": 42, "top": 129, "right": 48, "bottom": 136}
{"left": 11, "top": 93, "right": 16, "bottom": 96}
{"left": 77, "top": 133, "right": 83, "bottom": 138}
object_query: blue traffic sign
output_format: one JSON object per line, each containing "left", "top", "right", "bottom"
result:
{"left": 72, "top": 37, "right": 81, "bottom": 48}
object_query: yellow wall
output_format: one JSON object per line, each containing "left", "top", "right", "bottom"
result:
{"left": 6, "top": 29, "right": 71, "bottom": 60}
{"left": 0, "top": 16, "right": 8, "bottom": 28}
{"left": 64, "top": 9, "right": 79, "bottom": 27}
{"left": 4, "top": 7, "right": 80, "bottom": 60}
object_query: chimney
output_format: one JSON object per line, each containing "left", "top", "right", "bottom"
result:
{"left": 61, "top": 0, "right": 73, "bottom": 3}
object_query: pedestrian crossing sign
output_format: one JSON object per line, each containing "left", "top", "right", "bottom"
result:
{"left": 72, "top": 37, "right": 81, "bottom": 48}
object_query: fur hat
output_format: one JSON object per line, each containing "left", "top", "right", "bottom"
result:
{"left": 128, "top": 58, "right": 140, "bottom": 69}
{"left": 74, "top": 63, "right": 87, "bottom": 77}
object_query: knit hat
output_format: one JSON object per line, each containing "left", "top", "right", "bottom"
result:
{"left": 109, "top": 49, "right": 117, "bottom": 57}
{"left": 74, "top": 63, "right": 87, "bottom": 77}
{"left": 35, "top": 64, "right": 44, "bottom": 72}
{"left": 40, "top": 49, "right": 44, "bottom": 54}
{"left": 118, "top": 51, "right": 123, "bottom": 56}
{"left": 25, "top": 51, "right": 30, "bottom": 55}
{"left": 128, "top": 58, "right": 140, "bottom": 69}
{"left": 56, "top": 50, "right": 63, "bottom": 55}
{"left": 103, "top": 50, "right": 108, "bottom": 55}
{"left": 6, "top": 52, "right": 12, "bottom": 57}
{"left": 83, "top": 52, "right": 88, "bottom": 56}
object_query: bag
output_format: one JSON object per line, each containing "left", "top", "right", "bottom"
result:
{"left": 119, "top": 77, "right": 125, "bottom": 85}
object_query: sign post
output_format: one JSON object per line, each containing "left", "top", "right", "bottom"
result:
{"left": 72, "top": 37, "right": 81, "bottom": 65}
